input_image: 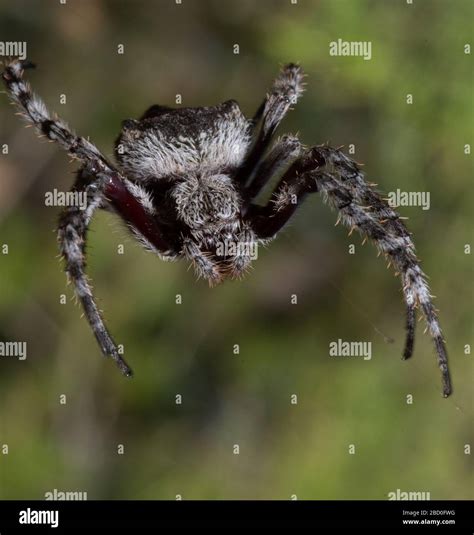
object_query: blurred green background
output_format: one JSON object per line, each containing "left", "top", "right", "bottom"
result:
{"left": 0, "top": 0, "right": 472, "bottom": 500}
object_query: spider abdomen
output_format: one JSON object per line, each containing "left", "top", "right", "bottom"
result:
{"left": 115, "top": 100, "right": 252, "bottom": 181}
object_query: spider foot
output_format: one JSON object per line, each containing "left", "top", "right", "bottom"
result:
{"left": 262, "top": 64, "right": 306, "bottom": 137}
{"left": 402, "top": 304, "right": 415, "bottom": 359}
{"left": 273, "top": 63, "right": 306, "bottom": 102}
{"left": 110, "top": 350, "right": 134, "bottom": 378}
{"left": 1, "top": 58, "right": 34, "bottom": 81}
{"left": 182, "top": 238, "right": 223, "bottom": 286}
{"left": 222, "top": 252, "right": 253, "bottom": 281}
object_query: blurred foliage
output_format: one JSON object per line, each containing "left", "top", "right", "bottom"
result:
{"left": 0, "top": 0, "right": 472, "bottom": 499}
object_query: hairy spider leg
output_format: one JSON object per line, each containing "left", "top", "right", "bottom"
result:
{"left": 3, "top": 59, "right": 178, "bottom": 374}
{"left": 58, "top": 166, "right": 133, "bottom": 376}
{"left": 237, "top": 63, "right": 305, "bottom": 185}
{"left": 246, "top": 145, "right": 451, "bottom": 397}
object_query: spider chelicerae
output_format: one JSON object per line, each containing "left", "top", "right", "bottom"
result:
{"left": 2, "top": 59, "right": 452, "bottom": 396}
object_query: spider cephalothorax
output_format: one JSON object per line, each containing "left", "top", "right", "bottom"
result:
{"left": 2, "top": 59, "right": 452, "bottom": 396}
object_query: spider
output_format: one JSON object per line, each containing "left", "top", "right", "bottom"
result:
{"left": 2, "top": 59, "right": 452, "bottom": 396}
